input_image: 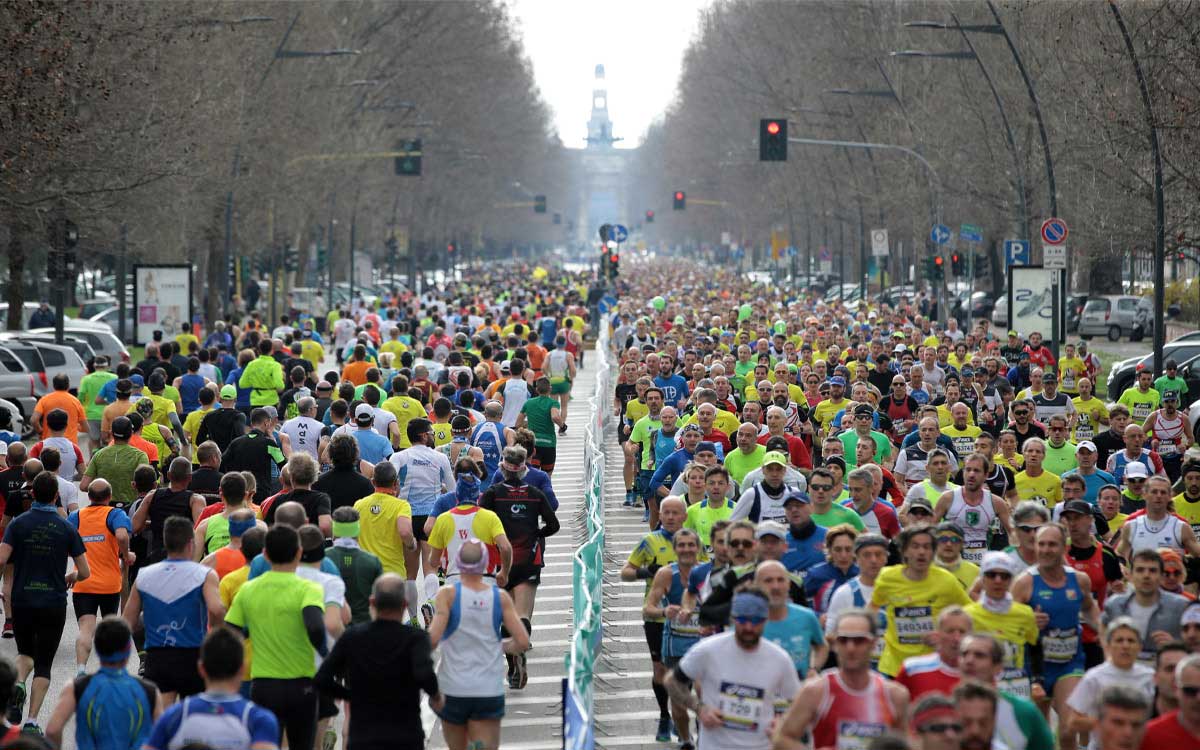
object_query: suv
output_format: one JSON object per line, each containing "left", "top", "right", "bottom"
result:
{"left": 0, "top": 346, "right": 36, "bottom": 436}
{"left": 0, "top": 337, "right": 88, "bottom": 395}
{"left": 1079, "top": 295, "right": 1151, "bottom": 341}
{"left": 25, "top": 327, "right": 129, "bottom": 365}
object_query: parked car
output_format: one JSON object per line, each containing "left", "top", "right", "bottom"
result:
{"left": 877, "top": 285, "right": 917, "bottom": 308}
{"left": 1079, "top": 295, "right": 1152, "bottom": 341}
{"left": 1106, "top": 339, "right": 1200, "bottom": 401}
{"left": 0, "top": 346, "right": 36, "bottom": 437}
{"left": 0, "top": 336, "right": 88, "bottom": 394}
{"left": 77, "top": 298, "right": 117, "bottom": 320}
{"left": 991, "top": 293, "right": 1009, "bottom": 328}
{"left": 0, "top": 398, "right": 26, "bottom": 439}
{"left": 88, "top": 307, "right": 137, "bottom": 343}
{"left": 0, "top": 303, "right": 78, "bottom": 331}
{"left": 31, "top": 326, "right": 131, "bottom": 364}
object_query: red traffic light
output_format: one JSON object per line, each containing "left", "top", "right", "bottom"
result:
{"left": 446, "top": 242, "right": 456, "bottom": 253}
{"left": 674, "top": 191, "right": 684, "bottom": 200}
{"left": 934, "top": 256, "right": 944, "bottom": 265}
{"left": 950, "top": 253, "right": 960, "bottom": 262}
{"left": 610, "top": 254, "right": 619, "bottom": 263}
{"left": 766, "top": 121, "right": 781, "bottom": 135}
{"left": 646, "top": 210, "right": 654, "bottom": 219}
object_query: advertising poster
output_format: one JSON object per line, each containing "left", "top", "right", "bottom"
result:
{"left": 1007, "top": 265, "right": 1055, "bottom": 339}
{"left": 133, "top": 265, "right": 192, "bottom": 345}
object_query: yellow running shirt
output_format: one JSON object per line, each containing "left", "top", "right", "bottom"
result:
{"left": 1015, "top": 470, "right": 1062, "bottom": 508}
{"left": 871, "top": 564, "right": 970, "bottom": 677}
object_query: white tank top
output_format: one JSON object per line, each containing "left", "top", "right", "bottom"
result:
{"left": 1152, "top": 412, "right": 1186, "bottom": 458}
{"left": 945, "top": 487, "right": 995, "bottom": 563}
{"left": 1128, "top": 514, "right": 1184, "bottom": 553}
{"left": 280, "top": 416, "right": 322, "bottom": 460}
{"left": 437, "top": 581, "right": 505, "bottom": 697}
{"left": 547, "top": 349, "right": 569, "bottom": 378}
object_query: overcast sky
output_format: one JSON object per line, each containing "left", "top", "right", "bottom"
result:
{"left": 507, "top": 0, "right": 709, "bottom": 148}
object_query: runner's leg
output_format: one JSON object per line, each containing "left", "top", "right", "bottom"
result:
{"left": 466, "top": 718, "right": 501, "bottom": 750}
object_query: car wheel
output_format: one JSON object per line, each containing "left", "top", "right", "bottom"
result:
{"left": 1130, "top": 327, "right": 1144, "bottom": 343}
{"left": 1108, "top": 326, "right": 1122, "bottom": 342}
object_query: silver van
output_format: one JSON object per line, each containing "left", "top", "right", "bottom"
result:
{"left": 1078, "top": 295, "right": 1151, "bottom": 341}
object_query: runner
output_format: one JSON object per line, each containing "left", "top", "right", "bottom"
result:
{"left": 664, "top": 588, "right": 802, "bottom": 750}
{"left": 0, "top": 470, "right": 89, "bottom": 733}
{"left": 478, "top": 445, "right": 558, "bottom": 690}
{"left": 427, "top": 541, "right": 529, "bottom": 750}
{"left": 773, "top": 607, "right": 909, "bottom": 748}
{"left": 935, "top": 452, "right": 1014, "bottom": 563}
{"left": 964, "top": 551, "right": 1039, "bottom": 699}
{"left": 124, "top": 516, "right": 224, "bottom": 705}
{"left": 67, "top": 479, "right": 134, "bottom": 673}
{"left": 955, "top": 632, "right": 1055, "bottom": 749}
{"left": 1011, "top": 523, "right": 1102, "bottom": 749}
{"left": 516, "top": 377, "right": 563, "bottom": 475}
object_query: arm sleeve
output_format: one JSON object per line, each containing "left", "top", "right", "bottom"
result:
{"left": 538, "top": 494, "right": 560, "bottom": 538}
{"left": 699, "top": 571, "right": 734, "bottom": 627}
{"left": 303, "top": 605, "right": 327, "bottom": 656}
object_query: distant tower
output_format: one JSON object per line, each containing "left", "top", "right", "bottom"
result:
{"left": 586, "top": 64, "right": 615, "bottom": 148}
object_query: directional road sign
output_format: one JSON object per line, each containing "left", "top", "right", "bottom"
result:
{"left": 931, "top": 224, "right": 951, "bottom": 246}
{"left": 819, "top": 246, "right": 832, "bottom": 262}
{"left": 610, "top": 224, "right": 628, "bottom": 243}
{"left": 1004, "top": 239, "right": 1031, "bottom": 267}
{"left": 871, "top": 229, "right": 889, "bottom": 257}
{"left": 1041, "top": 217, "right": 1068, "bottom": 245}
{"left": 960, "top": 224, "right": 983, "bottom": 243}
{"left": 786, "top": 246, "right": 797, "bottom": 257}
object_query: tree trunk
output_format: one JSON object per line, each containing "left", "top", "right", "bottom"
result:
{"left": 6, "top": 220, "right": 26, "bottom": 330}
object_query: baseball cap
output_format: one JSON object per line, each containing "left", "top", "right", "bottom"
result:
{"left": 695, "top": 441, "right": 717, "bottom": 455}
{"left": 980, "top": 551, "right": 1015, "bottom": 576}
{"left": 828, "top": 375, "right": 846, "bottom": 387}
{"left": 110, "top": 416, "right": 132, "bottom": 439}
{"left": 762, "top": 451, "right": 788, "bottom": 468}
{"left": 823, "top": 455, "right": 846, "bottom": 473}
{"left": 1075, "top": 440, "right": 1097, "bottom": 454}
{"left": 853, "top": 403, "right": 874, "bottom": 417}
{"left": 134, "top": 398, "right": 154, "bottom": 417}
{"left": 219, "top": 384, "right": 237, "bottom": 400}
{"left": 129, "top": 374, "right": 144, "bottom": 387}
{"left": 1007, "top": 330, "right": 1019, "bottom": 337}
{"left": 354, "top": 403, "right": 375, "bottom": 424}
{"left": 1124, "top": 462, "right": 1149, "bottom": 479}
{"left": 1182, "top": 462, "right": 1200, "bottom": 478}
{"left": 1164, "top": 390, "right": 1180, "bottom": 402}
{"left": 755, "top": 520, "right": 787, "bottom": 540}
{"left": 1041, "top": 371, "right": 1057, "bottom": 383}
{"left": 782, "top": 490, "right": 810, "bottom": 506}
{"left": 906, "top": 496, "right": 934, "bottom": 515}
{"left": 680, "top": 423, "right": 703, "bottom": 435}
{"left": 1059, "top": 499, "right": 1093, "bottom": 517}
{"left": 893, "top": 344, "right": 906, "bottom": 353}
{"left": 499, "top": 360, "right": 511, "bottom": 373}
{"left": 934, "top": 521, "right": 965, "bottom": 539}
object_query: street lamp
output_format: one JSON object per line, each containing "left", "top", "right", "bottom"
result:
{"left": 890, "top": 40, "right": 1030, "bottom": 244}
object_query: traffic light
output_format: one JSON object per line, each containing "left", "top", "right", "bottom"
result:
{"left": 645, "top": 210, "right": 655, "bottom": 223}
{"left": 446, "top": 242, "right": 457, "bottom": 254}
{"left": 673, "top": 191, "right": 686, "bottom": 210}
{"left": 759, "top": 118, "right": 788, "bottom": 161}
{"left": 553, "top": 212, "right": 561, "bottom": 225}
{"left": 394, "top": 139, "right": 422, "bottom": 176}
{"left": 950, "top": 252, "right": 964, "bottom": 276}
{"left": 317, "top": 244, "right": 328, "bottom": 268}
{"left": 534, "top": 195, "right": 547, "bottom": 214}
{"left": 284, "top": 247, "right": 299, "bottom": 272}
{"left": 599, "top": 246, "right": 610, "bottom": 278}
{"left": 933, "top": 255, "right": 945, "bottom": 281}
{"left": 609, "top": 251, "right": 619, "bottom": 278}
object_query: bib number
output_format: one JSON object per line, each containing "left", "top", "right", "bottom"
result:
{"left": 717, "top": 681, "right": 764, "bottom": 732}
{"left": 894, "top": 606, "right": 933, "bottom": 645}
{"left": 1043, "top": 627, "right": 1079, "bottom": 663}
{"left": 1159, "top": 440, "right": 1179, "bottom": 457}
{"left": 836, "top": 721, "right": 888, "bottom": 750}
{"left": 998, "top": 670, "right": 1032, "bottom": 699}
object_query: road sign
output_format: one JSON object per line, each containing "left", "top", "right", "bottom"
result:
{"left": 786, "top": 246, "right": 797, "bottom": 258}
{"left": 960, "top": 224, "right": 983, "bottom": 243}
{"left": 1041, "top": 217, "right": 1068, "bottom": 245}
{"left": 818, "top": 246, "right": 832, "bottom": 262}
{"left": 610, "top": 224, "right": 628, "bottom": 243}
{"left": 871, "top": 229, "right": 889, "bottom": 257}
{"left": 931, "top": 224, "right": 951, "bottom": 246}
{"left": 1004, "top": 239, "right": 1031, "bottom": 267}
{"left": 731, "top": 246, "right": 745, "bottom": 259}
{"left": 1044, "top": 243, "right": 1067, "bottom": 269}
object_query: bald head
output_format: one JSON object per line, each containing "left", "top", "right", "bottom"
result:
{"left": 371, "top": 573, "right": 408, "bottom": 615}
{"left": 273, "top": 501, "right": 308, "bottom": 529}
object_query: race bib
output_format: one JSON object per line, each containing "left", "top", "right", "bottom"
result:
{"left": 1133, "top": 403, "right": 1153, "bottom": 421}
{"left": 717, "top": 681, "right": 765, "bottom": 732}
{"left": 836, "top": 721, "right": 888, "bottom": 750}
{"left": 894, "top": 605, "right": 934, "bottom": 645}
{"left": 1159, "top": 440, "right": 1179, "bottom": 457}
{"left": 998, "top": 669, "right": 1032, "bottom": 699}
{"left": 1043, "top": 627, "right": 1079, "bottom": 663}
{"left": 962, "top": 543, "right": 986, "bottom": 564}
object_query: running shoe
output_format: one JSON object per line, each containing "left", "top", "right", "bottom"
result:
{"left": 420, "top": 600, "right": 436, "bottom": 629}
{"left": 514, "top": 652, "right": 528, "bottom": 689}
{"left": 321, "top": 727, "right": 338, "bottom": 750}
{"left": 20, "top": 723, "right": 41, "bottom": 737}
{"left": 655, "top": 716, "right": 673, "bottom": 743}
{"left": 6, "top": 682, "right": 24, "bottom": 726}
{"left": 558, "top": 423, "right": 568, "bottom": 434}
{"left": 1, "top": 622, "right": 12, "bottom": 639}
{"left": 679, "top": 742, "right": 695, "bottom": 750}
{"left": 623, "top": 490, "right": 636, "bottom": 507}
{"left": 642, "top": 506, "right": 650, "bottom": 523}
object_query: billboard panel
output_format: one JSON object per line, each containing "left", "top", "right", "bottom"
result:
{"left": 133, "top": 265, "right": 192, "bottom": 346}
{"left": 1007, "top": 265, "right": 1055, "bottom": 339}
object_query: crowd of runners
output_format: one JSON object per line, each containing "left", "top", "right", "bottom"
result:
{"left": 612, "top": 262, "right": 1200, "bottom": 750}
{"left": 0, "top": 266, "right": 589, "bottom": 750}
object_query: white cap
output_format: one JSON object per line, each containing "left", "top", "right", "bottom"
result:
{"left": 979, "top": 551, "right": 1014, "bottom": 576}
{"left": 1075, "top": 440, "right": 1097, "bottom": 454}
{"left": 1124, "top": 462, "right": 1149, "bottom": 479}
{"left": 354, "top": 403, "right": 375, "bottom": 422}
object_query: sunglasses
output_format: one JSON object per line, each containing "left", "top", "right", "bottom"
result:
{"left": 936, "top": 536, "right": 963, "bottom": 545}
{"left": 728, "top": 539, "right": 755, "bottom": 549}
{"left": 810, "top": 484, "right": 834, "bottom": 492}
{"left": 1013, "top": 410, "right": 1029, "bottom": 417}
{"left": 1016, "top": 525, "right": 1043, "bottom": 533}
{"left": 733, "top": 616, "right": 766, "bottom": 626}
{"left": 835, "top": 635, "right": 871, "bottom": 645}
{"left": 920, "top": 723, "right": 963, "bottom": 734}
{"left": 984, "top": 570, "right": 1012, "bottom": 579}
{"left": 1127, "top": 477, "right": 1146, "bottom": 483}
{"left": 1182, "top": 686, "right": 1200, "bottom": 698}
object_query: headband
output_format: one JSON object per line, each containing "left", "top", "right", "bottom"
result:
{"left": 911, "top": 705, "right": 959, "bottom": 731}
{"left": 456, "top": 540, "right": 490, "bottom": 575}
{"left": 333, "top": 520, "right": 360, "bottom": 538}
{"left": 730, "top": 592, "right": 769, "bottom": 620}
{"left": 229, "top": 516, "right": 256, "bottom": 539}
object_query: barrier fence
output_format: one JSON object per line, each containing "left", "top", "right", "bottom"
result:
{"left": 563, "top": 325, "right": 611, "bottom": 750}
